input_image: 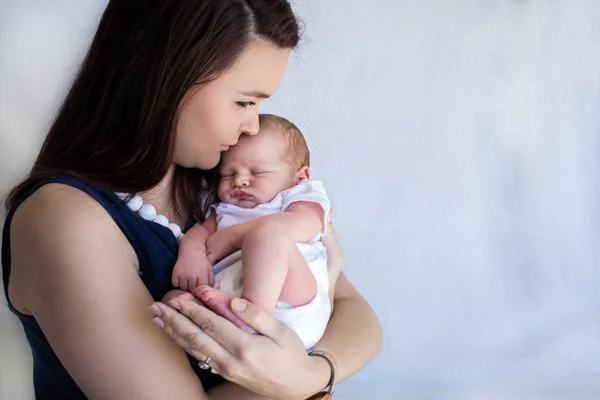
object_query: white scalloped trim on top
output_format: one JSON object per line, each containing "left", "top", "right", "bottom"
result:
{"left": 116, "top": 193, "right": 183, "bottom": 241}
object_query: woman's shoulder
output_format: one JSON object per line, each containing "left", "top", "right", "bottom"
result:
{"left": 12, "top": 182, "right": 120, "bottom": 235}
{"left": 7, "top": 182, "right": 138, "bottom": 314}
{"left": 8, "top": 182, "right": 138, "bottom": 281}
{"left": 10, "top": 181, "right": 137, "bottom": 267}
{"left": 6, "top": 176, "right": 179, "bottom": 302}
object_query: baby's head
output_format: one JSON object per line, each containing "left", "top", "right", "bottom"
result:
{"left": 218, "top": 114, "right": 310, "bottom": 208}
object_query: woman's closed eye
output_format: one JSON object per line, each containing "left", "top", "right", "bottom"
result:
{"left": 236, "top": 101, "right": 256, "bottom": 108}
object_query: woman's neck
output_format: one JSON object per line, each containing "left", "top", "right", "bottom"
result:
{"left": 138, "top": 164, "right": 186, "bottom": 226}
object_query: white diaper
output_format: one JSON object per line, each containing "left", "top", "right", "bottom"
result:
{"left": 213, "top": 242, "right": 331, "bottom": 350}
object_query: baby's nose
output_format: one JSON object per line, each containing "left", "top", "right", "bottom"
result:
{"left": 232, "top": 174, "right": 249, "bottom": 187}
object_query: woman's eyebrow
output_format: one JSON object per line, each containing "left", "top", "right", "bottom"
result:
{"left": 239, "top": 90, "right": 270, "bottom": 99}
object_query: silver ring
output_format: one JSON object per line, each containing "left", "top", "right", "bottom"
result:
{"left": 199, "top": 356, "right": 211, "bottom": 370}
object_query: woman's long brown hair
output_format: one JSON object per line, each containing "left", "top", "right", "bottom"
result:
{"left": 5, "top": 0, "right": 301, "bottom": 222}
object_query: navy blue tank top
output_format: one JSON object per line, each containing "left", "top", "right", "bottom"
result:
{"left": 2, "top": 175, "right": 223, "bottom": 399}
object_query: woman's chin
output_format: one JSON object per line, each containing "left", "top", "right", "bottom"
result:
{"left": 195, "top": 153, "right": 221, "bottom": 170}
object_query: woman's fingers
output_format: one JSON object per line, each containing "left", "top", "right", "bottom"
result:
{"left": 161, "top": 294, "right": 295, "bottom": 350}
{"left": 227, "top": 298, "right": 295, "bottom": 346}
{"left": 192, "top": 286, "right": 254, "bottom": 332}
{"left": 156, "top": 297, "right": 260, "bottom": 356}
{"left": 151, "top": 300, "right": 234, "bottom": 372}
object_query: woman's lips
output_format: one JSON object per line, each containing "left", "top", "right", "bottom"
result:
{"left": 220, "top": 141, "right": 238, "bottom": 151}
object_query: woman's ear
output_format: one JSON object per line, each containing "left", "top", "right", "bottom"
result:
{"left": 295, "top": 166, "right": 310, "bottom": 184}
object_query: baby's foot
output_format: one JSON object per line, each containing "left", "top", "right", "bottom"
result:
{"left": 192, "top": 286, "right": 256, "bottom": 333}
{"left": 162, "top": 289, "right": 204, "bottom": 306}
{"left": 175, "top": 291, "right": 205, "bottom": 306}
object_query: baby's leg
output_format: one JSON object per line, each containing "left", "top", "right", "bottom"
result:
{"left": 241, "top": 223, "right": 317, "bottom": 312}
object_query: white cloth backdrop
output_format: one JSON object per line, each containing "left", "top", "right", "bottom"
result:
{"left": 1, "top": 1, "right": 599, "bottom": 398}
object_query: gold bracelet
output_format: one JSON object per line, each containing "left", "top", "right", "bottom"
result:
{"left": 306, "top": 350, "right": 337, "bottom": 399}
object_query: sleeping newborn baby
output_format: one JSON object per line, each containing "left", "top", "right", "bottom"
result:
{"left": 172, "top": 113, "right": 332, "bottom": 350}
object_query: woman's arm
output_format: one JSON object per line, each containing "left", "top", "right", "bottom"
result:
{"left": 8, "top": 184, "right": 208, "bottom": 399}
{"left": 311, "top": 272, "right": 383, "bottom": 381}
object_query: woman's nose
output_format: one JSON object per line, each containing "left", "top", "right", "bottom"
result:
{"left": 241, "top": 111, "right": 259, "bottom": 136}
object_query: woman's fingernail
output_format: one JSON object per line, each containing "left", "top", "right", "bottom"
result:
{"left": 168, "top": 300, "right": 181, "bottom": 310}
{"left": 232, "top": 298, "right": 247, "bottom": 312}
{"left": 150, "top": 305, "right": 162, "bottom": 317}
{"left": 152, "top": 317, "right": 164, "bottom": 329}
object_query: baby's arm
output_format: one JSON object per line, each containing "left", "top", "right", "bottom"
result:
{"left": 205, "top": 201, "right": 324, "bottom": 265}
{"left": 172, "top": 215, "right": 217, "bottom": 292}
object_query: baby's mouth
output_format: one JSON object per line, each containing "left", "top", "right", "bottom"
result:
{"left": 230, "top": 190, "right": 253, "bottom": 201}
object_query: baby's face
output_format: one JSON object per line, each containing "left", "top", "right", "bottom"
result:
{"left": 218, "top": 130, "right": 297, "bottom": 208}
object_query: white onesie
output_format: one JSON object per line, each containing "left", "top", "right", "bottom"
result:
{"left": 211, "top": 179, "right": 331, "bottom": 350}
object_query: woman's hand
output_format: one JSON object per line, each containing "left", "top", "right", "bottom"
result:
{"left": 150, "top": 294, "right": 330, "bottom": 399}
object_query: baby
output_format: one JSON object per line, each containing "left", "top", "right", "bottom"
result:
{"left": 173, "top": 114, "right": 331, "bottom": 349}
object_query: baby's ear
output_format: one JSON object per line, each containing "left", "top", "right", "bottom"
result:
{"left": 295, "top": 166, "right": 310, "bottom": 184}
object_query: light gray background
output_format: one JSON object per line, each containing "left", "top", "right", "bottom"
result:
{"left": 2, "top": 1, "right": 600, "bottom": 399}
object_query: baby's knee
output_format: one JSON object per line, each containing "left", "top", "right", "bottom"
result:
{"left": 246, "top": 220, "right": 290, "bottom": 244}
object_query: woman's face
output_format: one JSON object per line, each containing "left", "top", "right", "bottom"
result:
{"left": 173, "top": 42, "right": 291, "bottom": 170}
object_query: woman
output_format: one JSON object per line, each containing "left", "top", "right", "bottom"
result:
{"left": 2, "top": 1, "right": 382, "bottom": 399}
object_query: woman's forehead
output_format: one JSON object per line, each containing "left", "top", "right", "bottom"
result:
{"left": 220, "top": 42, "right": 290, "bottom": 95}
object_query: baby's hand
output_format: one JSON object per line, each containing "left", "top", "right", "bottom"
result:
{"left": 206, "top": 227, "right": 242, "bottom": 265}
{"left": 172, "top": 255, "right": 215, "bottom": 292}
